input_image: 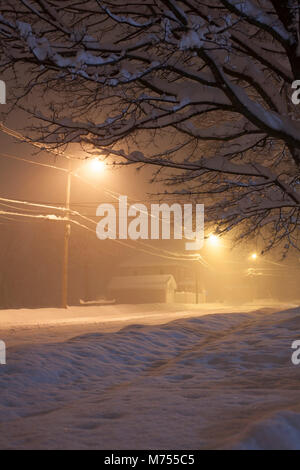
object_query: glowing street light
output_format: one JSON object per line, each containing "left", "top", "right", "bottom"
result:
{"left": 87, "top": 157, "right": 106, "bottom": 174}
{"left": 250, "top": 252, "right": 258, "bottom": 261}
{"left": 208, "top": 233, "right": 220, "bottom": 248}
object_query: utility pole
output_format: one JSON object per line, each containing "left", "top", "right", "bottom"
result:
{"left": 62, "top": 160, "right": 72, "bottom": 308}
{"left": 195, "top": 262, "right": 199, "bottom": 304}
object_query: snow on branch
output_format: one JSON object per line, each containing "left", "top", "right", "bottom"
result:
{"left": 221, "top": 0, "right": 294, "bottom": 46}
{"left": 0, "top": 0, "right": 300, "bottom": 251}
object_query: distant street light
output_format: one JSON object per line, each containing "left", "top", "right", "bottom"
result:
{"left": 250, "top": 253, "right": 258, "bottom": 261}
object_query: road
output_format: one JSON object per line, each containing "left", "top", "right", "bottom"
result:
{"left": 0, "top": 301, "right": 296, "bottom": 348}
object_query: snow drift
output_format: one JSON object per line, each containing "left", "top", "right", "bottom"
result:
{"left": 0, "top": 305, "right": 299, "bottom": 449}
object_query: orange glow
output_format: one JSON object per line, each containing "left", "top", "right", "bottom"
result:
{"left": 208, "top": 234, "right": 220, "bottom": 247}
{"left": 87, "top": 158, "right": 106, "bottom": 174}
{"left": 250, "top": 253, "right": 258, "bottom": 261}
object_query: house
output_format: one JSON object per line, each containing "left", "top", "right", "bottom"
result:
{"left": 106, "top": 253, "right": 208, "bottom": 304}
{"left": 107, "top": 274, "right": 177, "bottom": 304}
{"left": 118, "top": 254, "right": 197, "bottom": 292}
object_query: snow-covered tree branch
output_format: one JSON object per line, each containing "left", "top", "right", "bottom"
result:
{"left": 1, "top": 0, "right": 300, "bottom": 252}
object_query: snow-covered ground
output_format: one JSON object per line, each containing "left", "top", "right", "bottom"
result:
{"left": 0, "top": 303, "right": 299, "bottom": 450}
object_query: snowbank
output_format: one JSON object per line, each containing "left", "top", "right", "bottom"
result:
{"left": 0, "top": 304, "right": 299, "bottom": 449}
{"left": 233, "top": 411, "right": 300, "bottom": 450}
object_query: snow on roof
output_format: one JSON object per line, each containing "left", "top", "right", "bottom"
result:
{"left": 108, "top": 275, "right": 177, "bottom": 291}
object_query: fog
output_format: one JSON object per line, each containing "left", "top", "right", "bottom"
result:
{"left": 0, "top": 122, "right": 298, "bottom": 309}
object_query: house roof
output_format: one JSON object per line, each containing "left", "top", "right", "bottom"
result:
{"left": 108, "top": 274, "right": 177, "bottom": 291}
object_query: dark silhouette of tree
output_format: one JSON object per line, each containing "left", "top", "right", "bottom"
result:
{"left": 1, "top": 0, "right": 300, "bottom": 252}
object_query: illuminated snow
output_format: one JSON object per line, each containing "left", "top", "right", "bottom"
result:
{"left": 0, "top": 303, "right": 299, "bottom": 449}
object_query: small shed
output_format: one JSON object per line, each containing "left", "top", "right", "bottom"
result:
{"left": 107, "top": 274, "right": 177, "bottom": 304}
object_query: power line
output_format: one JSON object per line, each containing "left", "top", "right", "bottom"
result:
{"left": 0, "top": 209, "right": 203, "bottom": 263}
{"left": 0, "top": 195, "right": 204, "bottom": 263}
{"left": 0, "top": 151, "right": 68, "bottom": 172}
{"left": 0, "top": 122, "right": 74, "bottom": 160}
{"left": 0, "top": 126, "right": 207, "bottom": 264}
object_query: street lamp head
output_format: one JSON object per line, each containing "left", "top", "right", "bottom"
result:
{"left": 208, "top": 233, "right": 220, "bottom": 248}
{"left": 88, "top": 157, "right": 106, "bottom": 174}
{"left": 250, "top": 253, "right": 258, "bottom": 261}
